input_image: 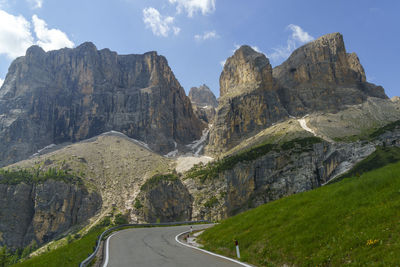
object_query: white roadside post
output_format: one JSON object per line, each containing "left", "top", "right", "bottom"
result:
{"left": 235, "top": 240, "right": 240, "bottom": 259}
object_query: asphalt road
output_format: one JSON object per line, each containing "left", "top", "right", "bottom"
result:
{"left": 105, "top": 224, "right": 243, "bottom": 267}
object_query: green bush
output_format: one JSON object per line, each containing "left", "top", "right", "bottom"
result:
{"left": 204, "top": 196, "right": 219, "bottom": 208}
{"left": 134, "top": 199, "right": 143, "bottom": 209}
{"left": 114, "top": 214, "right": 129, "bottom": 225}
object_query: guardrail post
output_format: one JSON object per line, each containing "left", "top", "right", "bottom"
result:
{"left": 235, "top": 239, "right": 240, "bottom": 259}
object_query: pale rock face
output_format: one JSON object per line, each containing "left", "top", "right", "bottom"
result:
{"left": 392, "top": 96, "right": 400, "bottom": 102}
{"left": 0, "top": 42, "right": 204, "bottom": 166}
{"left": 220, "top": 45, "right": 274, "bottom": 97}
{"left": 208, "top": 33, "right": 388, "bottom": 153}
{"left": 273, "top": 32, "right": 386, "bottom": 116}
{"left": 0, "top": 180, "right": 101, "bottom": 249}
{"left": 188, "top": 84, "right": 218, "bottom": 123}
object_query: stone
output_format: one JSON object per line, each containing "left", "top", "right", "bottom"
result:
{"left": 188, "top": 84, "right": 218, "bottom": 124}
{"left": 208, "top": 33, "right": 389, "bottom": 153}
{"left": 0, "top": 180, "right": 101, "bottom": 249}
{"left": 273, "top": 32, "right": 387, "bottom": 116}
{"left": 134, "top": 176, "right": 192, "bottom": 223}
{"left": 0, "top": 42, "right": 204, "bottom": 167}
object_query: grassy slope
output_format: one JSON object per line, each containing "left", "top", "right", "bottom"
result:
{"left": 200, "top": 160, "right": 400, "bottom": 266}
{"left": 12, "top": 227, "right": 105, "bottom": 267}
{"left": 333, "top": 146, "right": 400, "bottom": 183}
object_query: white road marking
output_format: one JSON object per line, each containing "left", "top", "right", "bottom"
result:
{"left": 175, "top": 231, "right": 254, "bottom": 267}
{"left": 102, "top": 232, "right": 119, "bottom": 267}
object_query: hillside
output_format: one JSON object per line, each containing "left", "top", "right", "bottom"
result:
{"left": 0, "top": 132, "right": 173, "bottom": 250}
{"left": 199, "top": 150, "right": 400, "bottom": 266}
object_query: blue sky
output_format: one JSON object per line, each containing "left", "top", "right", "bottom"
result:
{"left": 0, "top": 0, "right": 399, "bottom": 98}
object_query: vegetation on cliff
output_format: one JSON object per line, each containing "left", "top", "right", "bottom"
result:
{"left": 0, "top": 168, "right": 83, "bottom": 185}
{"left": 199, "top": 159, "right": 400, "bottom": 266}
{"left": 187, "top": 137, "right": 322, "bottom": 182}
{"left": 333, "top": 146, "right": 400, "bottom": 183}
{"left": 369, "top": 119, "right": 400, "bottom": 139}
{"left": 140, "top": 173, "right": 179, "bottom": 191}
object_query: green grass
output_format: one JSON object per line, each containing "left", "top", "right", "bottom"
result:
{"left": 12, "top": 227, "right": 105, "bottom": 267}
{"left": 369, "top": 120, "right": 400, "bottom": 139}
{"left": 186, "top": 137, "right": 322, "bottom": 182}
{"left": 333, "top": 146, "right": 400, "bottom": 183}
{"left": 199, "top": 160, "right": 400, "bottom": 266}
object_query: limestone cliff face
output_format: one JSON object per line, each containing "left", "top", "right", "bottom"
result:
{"left": 187, "top": 128, "right": 400, "bottom": 221}
{"left": 0, "top": 42, "right": 204, "bottom": 166}
{"left": 220, "top": 45, "right": 274, "bottom": 97}
{"left": 273, "top": 32, "right": 387, "bottom": 115}
{"left": 134, "top": 176, "right": 192, "bottom": 223}
{"left": 208, "top": 33, "right": 388, "bottom": 153}
{"left": 188, "top": 84, "right": 218, "bottom": 124}
{"left": 188, "top": 84, "right": 218, "bottom": 108}
{"left": 0, "top": 180, "right": 101, "bottom": 249}
{"left": 208, "top": 45, "right": 287, "bottom": 153}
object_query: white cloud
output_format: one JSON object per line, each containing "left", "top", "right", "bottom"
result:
{"left": 0, "top": 11, "right": 74, "bottom": 59}
{"left": 219, "top": 60, "right": 225, "bottom": 67}
{"left": 287, "top": 24, "right": 314, "bottom": 43}
{"left": 27, "top": 0, "right": 43, "bottom": 9}
{"left": 267, "top": 24, "right": 313, "bottom": 62}
{"left": 143, "top": 7, "right": 180, "bottom": 37}
{"left": 194, "top": 30, "right": 218, "bottom": 41}
{"left": 0, "top": 10, "right": 34, "bottom": 58}
{"left": 173, "top": 26, "right": 181, "bottom": 35}
{"left": 32, "top": 15, "right": 74, "bottom": 51}
{"left": 169, "top": 0, "right": 215, "bottom": 17}
{"left": 0, "top": 78, "right": 4, "bottom": 87}
{"left": 251, "top": 46, "right": 261, "bottom": 53}
{"left": 231, "top": 44, "right": 263, "bottom": 54}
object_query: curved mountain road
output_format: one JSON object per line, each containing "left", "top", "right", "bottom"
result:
{"left": 104, "top": 224, "right": 245, "bottom": 267}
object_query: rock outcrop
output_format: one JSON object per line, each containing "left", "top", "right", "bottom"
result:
{"left": 0, "top": 42, "right": 204, "bottom": 166}
{"left": 208, "top": 33, "right": 389, "bottom": 153}
{"left": 273, "top": 32, "right": 387, "bottom": 116}
{"left": 188, "top": 84, "right": 218, "bottom": 124}
{"left": 0, "top": 180, "right": 101, "bottom": 249}
{"left": 187, "top": 126, "right": 400, "bottom": 220}
{"left": 208, "top": 45, "right": 287, "bottom": 153}
{"left": 134, "top": 174, "right": 192, "bottom": 223}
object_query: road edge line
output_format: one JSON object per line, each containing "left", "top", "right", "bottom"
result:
{"left": 175, "top": 231, "right": 253, "bottom": 267}
{"left": 102, "top": 232, "right": 119, "bottom": 267}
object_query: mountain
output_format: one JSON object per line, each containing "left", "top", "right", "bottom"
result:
{"left": 208, "top": 33, "right": 389, "bottom": 153}
{"left": 0, "top": 131, "right": 174, "bottom": 249}
{"left": 0, "top": 42, "right": 204, "bottom": 167}
{"left": 1, "top": 32, "right": 400, "bottom": 258}
{"left": 188, "top": 84, "right": 218, "bottom": 123}
{"left": 273, "top": 32, "right": 387, "bottom": 115}
{"left": 208, "top": 45, "right": 287, "bottom": 153}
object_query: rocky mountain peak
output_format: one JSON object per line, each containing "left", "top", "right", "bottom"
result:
{"left": 392, "top": 96, "right": 400, "bottom": 102}
{"left": 0, "top": 43, "right": 204, "bottom": 166}
{"left": 208, "top": 32, "right": 388, "bottom": 153}
{"left": 188, "top": 84, "right": 218, "bottom": 124}
{"left": 188, "top": 84, "right": 218, "bottom": 108}
{"left": 220, "top": 45, "right": 273, "bottom": 97}
{"left": 76, "top": 41, "right": 97, "bottom": 51}
{"left": 25, "top": 45, "right": 46, "bottom": 57}
{"left": 273, "top": 32, "right": 367, "bottom": 86}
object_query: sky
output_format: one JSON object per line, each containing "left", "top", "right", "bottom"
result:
{"left": 0, "top": 0, "right": 399, "bottom": 98}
